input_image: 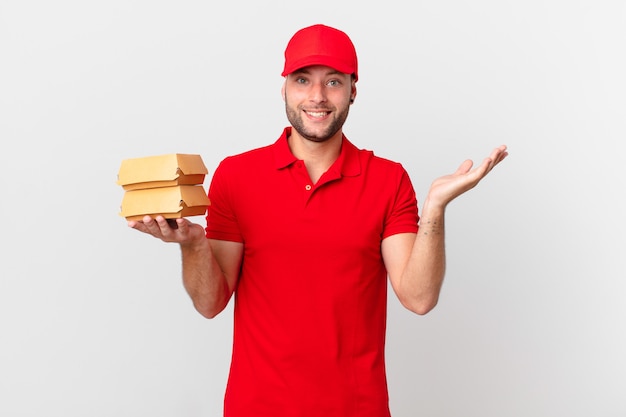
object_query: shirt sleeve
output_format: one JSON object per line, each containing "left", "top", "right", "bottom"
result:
{"left": 381, "top": 165, "right": 419, "bottom": 239}
{"left": 205, "top": 157, "right": 245, "bottom": 243}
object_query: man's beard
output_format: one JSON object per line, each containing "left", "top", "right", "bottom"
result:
{"left": 285, "top": 99, "right": 350, "bottom": 143}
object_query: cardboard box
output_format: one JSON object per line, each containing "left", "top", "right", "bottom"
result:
{"left": 120, "top": 185, "right": 210, "bottom": 221}
{"left": 117, "top": 153, "right": 208, "bottom": 191}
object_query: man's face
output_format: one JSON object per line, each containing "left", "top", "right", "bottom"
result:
{"left": 283, "top": 65, "right": 355, "bottom": 143}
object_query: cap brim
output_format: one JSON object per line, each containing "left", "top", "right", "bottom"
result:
{"left": 282, "top": 55, "right": 356, "bottom": 79}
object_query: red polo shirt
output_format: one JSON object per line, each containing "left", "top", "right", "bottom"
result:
{"left": 206, "top": 127, "right": 419, "bottom": 417}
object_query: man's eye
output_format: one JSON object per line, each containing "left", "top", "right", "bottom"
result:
{"left": 296, "top": 78, "right": 307, "bottom": 84}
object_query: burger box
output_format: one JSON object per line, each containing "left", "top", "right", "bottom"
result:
{"left": 119, "top": 185, "right": 210, "bottom": 221}
{"left": 117, "top": 153, "right": 208, "bottom": 191}
{"left": 117, "top": 153, "right": 210, "bottom": 222}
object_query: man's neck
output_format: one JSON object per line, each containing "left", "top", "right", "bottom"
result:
{"left": 287, "top": 130, "right": 343, "bottom": 184}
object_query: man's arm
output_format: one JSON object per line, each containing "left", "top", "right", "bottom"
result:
{"left": 129, "top": 215, "right": 243, "bottom": 319}
{"left": 384, "top": 145, "right": 508, "bottom": 315}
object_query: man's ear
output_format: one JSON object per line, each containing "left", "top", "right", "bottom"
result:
{"left": 281, "top": 83, "right": 286, "bottom": 101}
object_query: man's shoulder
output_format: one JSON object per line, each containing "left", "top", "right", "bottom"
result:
{"left": 229, "top": 142, "right": 274, "bottom": 159}
{"left": 219, "top": 142, "right": 275, "bottom": 167}
{"left": 344, "top": 137, "right": 404, "bottom": 169}
{"left": 357, "top": 146, "right": 405, "bottom": 172}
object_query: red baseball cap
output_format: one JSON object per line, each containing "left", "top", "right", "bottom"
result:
{"left": 281, "top": 24, "right": 358, "bottom": 81}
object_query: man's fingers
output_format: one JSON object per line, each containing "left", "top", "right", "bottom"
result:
{"left": 455, "top": 159, "right": 474, "bottom": 175}
{"left": 478, "top": 146, "right": 508, "bottom": 176}
{"left": 492, "top": 145, "right": 508, "bottom": 164}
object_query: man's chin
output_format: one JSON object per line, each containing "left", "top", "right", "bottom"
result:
{"left": 302, "top": 134, "right": 332, "bottom": 143}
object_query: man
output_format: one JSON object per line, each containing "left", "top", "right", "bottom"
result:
{"left": 129, "top": 24, "right": 508, "bottom": 417}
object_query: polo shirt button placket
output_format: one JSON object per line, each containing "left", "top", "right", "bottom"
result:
{"left": 305, "top": 184, "right": 312, "bottom": 191}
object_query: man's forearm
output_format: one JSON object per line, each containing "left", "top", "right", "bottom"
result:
{"left": 180, "top": 237, "right": 233, "bottom": 319}
{"left": 400, "top": 205, "right": 447, "bottom": 315}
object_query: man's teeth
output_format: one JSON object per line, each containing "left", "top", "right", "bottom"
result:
{"left": 307, "top": 111, "right": 328, "bottom": 118}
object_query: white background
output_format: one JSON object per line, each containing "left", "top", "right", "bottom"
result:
{"left": 1, "top": 1, "right": 625, "bottom": 416}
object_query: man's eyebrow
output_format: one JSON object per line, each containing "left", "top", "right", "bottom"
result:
{"left": 291, "top": 68, "right": 344, "bottom": 77}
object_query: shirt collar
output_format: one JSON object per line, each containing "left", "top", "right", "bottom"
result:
{"left": 272, "top": 126, "right": 361, "bottom": 177}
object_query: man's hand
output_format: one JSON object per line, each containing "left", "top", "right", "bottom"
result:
{"left": 425, "top": 145, "right": 508, "bottom": 209}
{"left": 128, "top": 215, "right": 206, "bottom": 246}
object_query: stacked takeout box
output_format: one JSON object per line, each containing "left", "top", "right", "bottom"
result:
{"left": 117, "top": 153, "right": 210, "bottom": 221}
